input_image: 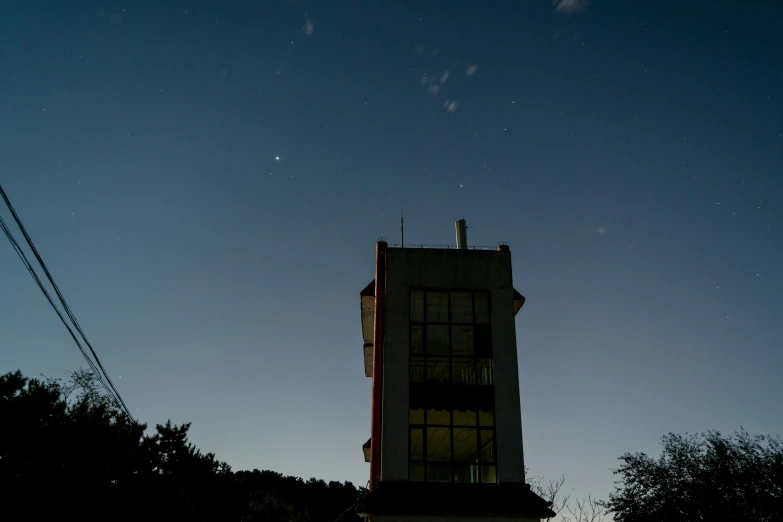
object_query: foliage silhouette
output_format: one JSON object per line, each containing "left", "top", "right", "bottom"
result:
{"left": 603, "top": 430, "right": 783, "bottom": 522}
{"left": 0, "top": 369, "right": 364, "bottom": 522}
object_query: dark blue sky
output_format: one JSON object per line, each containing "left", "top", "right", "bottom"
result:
{"left": 1, "top": 0, "right": 781, "bottom": 504}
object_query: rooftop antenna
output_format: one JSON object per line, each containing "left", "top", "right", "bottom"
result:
{"left": 400, "top": 210, "right": 404, "bottom": 247}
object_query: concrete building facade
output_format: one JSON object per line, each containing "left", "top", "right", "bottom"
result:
{"left": 357, "top": 237, "right": 554, "bottom": 522}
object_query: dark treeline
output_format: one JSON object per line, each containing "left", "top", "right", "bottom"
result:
{"left": 3, "top": 369, "right": 781, "bottom": 522}
{"left": 0, "top": 369, "right": 364, "bottom": 522}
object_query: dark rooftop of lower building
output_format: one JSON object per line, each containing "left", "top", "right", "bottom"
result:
{"left": 355, "top": 481, "right": 556, "bottom": 519}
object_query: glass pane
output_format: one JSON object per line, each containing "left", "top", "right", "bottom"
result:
{"left": 427, "top": 463, "right": 451, "bottom": 482}
{"left": 454, "top": 464, "right": 480, "bottom": 483}
{"left": 410, "top": 356, "right": 425, "bottom": 383}
{"left": 426, "top": 291, "right": 449, "bottom": 323}
{"left": 453, "top": 409, "right": 477, "bottom": 426}
{"left": 410, "top": 290, "right": 425, "bottom": 322}
{"left": 480, "top": 430, "right": 495, "bottom": 463}
{"left": 410, "top": 428, "right": 424, "bottom": 461}
{"left": 479, "top": 410, "right": 494, "bottom": 427}
{"left": 411, "top": 325, "right": 424, "bottom": 354}
{"left": 451, "top": 358, "right": 476, "bottom": 385}
{"left": 478, "top": 358, "right": 494, "bottom": 385}
{"left": 426, "top": 325, "right": 449, "bottom": 355}
{"left": 474, "top": 324, "right": 492, "bottom": 357}
{"left": 409, "top": 462, "right": 425, "bottom": 481}
{"left": 410, "top": 408, "right": 424, "bottom": 424}
{"left": 450, "top": 292, "right": 472, "bottom": 323}
{"left": 453, "top": 427, "right": 479, "bottom": 463}
{"left": 427, "top": 427, "right": 451, "bottom": 463}
{"left": 451, "top": 325, "right": 474, "bottom": 356}
{"left": 475, "top": 292, "right": 490, "bottom": 324}
{"left": 426, "top": 409, "right": 450, "bottom": 425}
{"left": 480, "top": 465, "right": 497, "bottom": 484}
{"left": 426, "top": 356, "right": 449, "bottom": 383}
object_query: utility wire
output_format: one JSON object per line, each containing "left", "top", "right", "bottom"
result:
{"left": 0, "top": 184, "right": 206, "bottom": 521}
{"left": 0, "top": 213, "right": 116, "bottom": 402}
{"left": 0, "top": 184, "right": 133, "bottom": 421}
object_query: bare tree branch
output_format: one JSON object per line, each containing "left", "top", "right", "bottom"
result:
{"left": 565, "top": 496, "right": 606, "bottom": 522}
{"left": 527, "top": 467, "right": 571, "bottom": 520}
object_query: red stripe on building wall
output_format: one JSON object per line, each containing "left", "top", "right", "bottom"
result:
{"left": 370, "top": 241, "right": 387, "bottom": 490}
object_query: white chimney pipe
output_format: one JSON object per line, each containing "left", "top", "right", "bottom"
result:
{"left": 455, "top": 219, "right": 468, "bottom": 249}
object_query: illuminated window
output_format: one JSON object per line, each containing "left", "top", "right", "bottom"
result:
{"left": 408, "top": 289, "right": 496, "bottom": 483}
{"left": 408, "top": 290, "right": 493, "bottom": 386}
{"left": 409, "top": 407, "right": 497, "bottom": 483}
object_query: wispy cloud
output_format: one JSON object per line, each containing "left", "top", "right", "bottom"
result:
{"left": 466, "top": 64, "right": 478, "bottom": 76}
{"left": 595, "top": 226, "right": 607, "bottom": 235}
{"left": 443, "top": 100, "right": 458, "bottom": 113}
{"left": 554, "top": 0, "right": 588, "bottom": 15}
{"left": 302, "top": 19, "right": 314, "bottom": 36}
{"left": 440, "top": 70, "right": 449, "bottom": 83}
{"left": 428, "top": 84, "right": 440, "bottom": 95}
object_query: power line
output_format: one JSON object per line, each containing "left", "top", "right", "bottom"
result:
{"left": 0, "top": 213, "right": 116, "bottom": 402}
{"left": 0, "top": 184, "right": 133, "bottom": 421}
{"left": 0, "top": 184, "right": 206, "bottom": 521}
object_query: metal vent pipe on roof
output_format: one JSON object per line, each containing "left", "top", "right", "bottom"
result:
{"left": 455, "top": 219, "right": 468, "bottom": 249}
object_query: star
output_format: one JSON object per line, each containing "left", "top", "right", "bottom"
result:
{"left": 275, "top": 156, "right": 280, "bottom": 161}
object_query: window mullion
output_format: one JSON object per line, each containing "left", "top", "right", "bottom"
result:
{"left": 423, "top": 290, "right": 427, "bottom": 482}
{"left": 450, "top": 416, "right": 455, "bottom": 482}
{"left": 423, "top": 412, "right": 428, "bottom": 482}
{"left": 447, "top": 291, "right": 452, "bottom": 385}
{"left": 423, "top": 290, "right": 427, "bottom": 385}
{"left": 477, "top": 425, "right": 482, "bottom": 473}
{"left": 447, "top": 291, "right": 453, "bottom": 481}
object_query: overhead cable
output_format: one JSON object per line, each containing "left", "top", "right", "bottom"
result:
{"left": 0, "top": 213, "right": 118, "bottom": 402}
{"left": 0, "top": 184, "right": 206, "bottom": 521}
{"left": 0, "top": 184, "right": 133, "bottom": 420}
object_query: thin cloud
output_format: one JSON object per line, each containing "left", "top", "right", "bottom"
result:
{"left": 466, "top": 64, "right": 478, "bottom": 76}
{"left": 440, "top": 70, "right": 449, "bottom": 83}
{"left": 595, "top": 227, "right": 607, "bottom": 235}
{"left": 554, "top": 0, "right": 588, "bottom": 15}
{"left": 302, "top": 19, "right": 314, "bottom": 36}
{"left": 428, "top": 84, "right": 440, "bottom": 95}
{"left": 443, "top": 100, "right": 458, "bottom": 113}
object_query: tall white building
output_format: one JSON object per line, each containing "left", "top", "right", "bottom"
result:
{"left": 357, "top": 223, "right": 555, "bottom": 522}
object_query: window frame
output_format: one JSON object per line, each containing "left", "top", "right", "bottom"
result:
{"left": 409, "top": 289, "right": 493, "bottom": 386}
{"left": 409, "top": 408, "right": 497, "bottom": 483}
{"left": 408, "top": 289, "right": 497, "bottom": 483}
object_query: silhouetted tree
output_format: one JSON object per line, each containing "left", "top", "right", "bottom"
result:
{"left": 527, "top": 466, "right": 570, "bottom": 520}
{"left": 235, "top": 470, "right": 364, "bottom": 522}
{"left": 603, "top": 430, "right": 783, "bottom": 522}
{"left": 527, "top": 467, "right": 607, "bottom": 522}
{"left": 0, "top": 369, "right": 364, "bottom": 522}
{"left": 564, "top": 496, "right": 606, "bottom": 522}
{"left": 0, "top": 369, "right": 148, "bottom": 521}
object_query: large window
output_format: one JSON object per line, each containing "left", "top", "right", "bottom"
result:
{"left": 409, "top": 407, "right": 497, "bottom": 483}
{"left": 408, "top": 290, "right": 497, "bottom": 483}
{"left": 409, "top": 290, "right": 493, "bottom": 386}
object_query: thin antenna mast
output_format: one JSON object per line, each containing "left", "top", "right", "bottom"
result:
{"left": 400, "top": 210, "right": 404, "bottom": 247}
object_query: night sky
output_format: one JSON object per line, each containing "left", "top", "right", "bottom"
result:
{"left": 1, "top": 0, "right": 781, "bottom": 505}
